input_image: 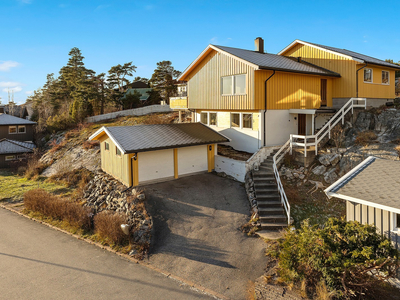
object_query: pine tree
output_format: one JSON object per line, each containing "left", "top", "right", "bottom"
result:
{"left": 149, "top": 61, "right": 181, "bottom": 104}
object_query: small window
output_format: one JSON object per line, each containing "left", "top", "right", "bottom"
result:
{"left": 231, "top": 113, "right": 240, "bottom": 128}
{"left": 222, "top": 76, "right": 233, "bottom": 95}
{"left": 17, "top": 155, "right": 25, "bottom": 159}
{"left": 382, "top": 71, "right": 389, "bottom": 85}
{"left": 209, "top": 113, "right": 217, "bottom": 126}
{"left": 200, "top": 112, "right": 208, "bottom": 125}
{"left": 18, "top": 126, "right": 26, "bottom": 133}
{"left": 5, "top": 155, "right": 16, "bottom": 161}
{"left": 9, "top": 126, "right": 17, "bottom": 134}
{"left": 397, "top": 213, "right": 400, "bottom": 229}
{"left": 235, "top": 74, "right": 246, "bottom": 94}
{"left": 243, "top": 114, "right": 252, "bottom": 129}
{"left": 105, "top": 142, "right": 110, "bottom": 151}
{"left": 116, "top": 147, "right": 121, "bottom": 156}
{"left": 364, "top": 68, "right": 373, "bottom": 83}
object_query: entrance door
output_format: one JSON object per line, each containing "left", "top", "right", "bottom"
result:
{"left": 298, "top": 114, "right": 306, "bottom": 135}
{"left": 320, "top": 79, "right": 327, "bottom": 106}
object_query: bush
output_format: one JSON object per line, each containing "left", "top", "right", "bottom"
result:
{"left": 355, "top": 131, "right": 377, "bottom": 146}
{"left": 49, "top": 167, "right": 93, "bottom": 188}
{"left": 94, "top": 211, "right": 128, "bottom": 245}
{"left": 24, "top": 153, "right": 46, "bottom": 180}
{"left": 24, "top": 189, "right": 92, "bottom": 230}
{"left": 270, "top": 218, "right": 399, "bottom": 299}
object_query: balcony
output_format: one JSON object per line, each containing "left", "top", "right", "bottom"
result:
{"left": 170, "top": 97, "right": 188, "bottom": 109}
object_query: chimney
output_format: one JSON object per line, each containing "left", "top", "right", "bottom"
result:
{"left": 255, "top": 37, "right": 264, "bottom": 53}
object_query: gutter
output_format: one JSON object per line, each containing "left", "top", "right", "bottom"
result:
{"left": 263, "top": 70, "right": 276, "bottom": 147}
{"left": 356, "top": 62, "right": 368, "bottom": 98}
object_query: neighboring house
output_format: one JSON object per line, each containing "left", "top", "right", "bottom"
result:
{"left": 89, "top": 123, "right": 229, "bottom": 186}
{"left": 325, "top": 156, "right": 400, "bottom": 249}
{"left": 0, "top": 139, "right": 35, "bottom": 168}
{"left": 3, "top": 105, "right": 29, "bottom": 119}
{"left": 171, "top": 38, "right": 400, "bottom": 153}
{"left": 124, "top": 81, "right": 152, "bottom": 102}
{"left": 0, "top": 113, "right": 36, "bottom": 142}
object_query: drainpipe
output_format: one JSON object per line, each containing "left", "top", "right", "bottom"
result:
{"left": 264, "top": 70, "right": 276, "bottom": 146}
{"left": 356, "top": 63, "right": 368, "bottom": 98}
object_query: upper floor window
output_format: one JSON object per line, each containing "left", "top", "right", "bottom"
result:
{"left": 18, "top": 126, "right": 26, "bottom": 133}
{"left": 382, "top": 71, "right": 389, "bottom": 85}
{"left": 200, "top": 112, "right": 208, "bottom": 124}
{"left": 116, "top": 147, "right": 121, "bottom": 156}
{"left": 9, "top": 126, "right": 17, "bottom": 134}
{"left": 221, "top": 74, "right": 246, "bottom": 95}
{"left": 364, "top": 68, "right": 373, "bottom": 83}
{"left": 105, "top": 142, "right": 110, "bottom": 151}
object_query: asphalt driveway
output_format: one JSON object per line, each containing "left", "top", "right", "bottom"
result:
{"left": 146, "top": 173, "right": 267, "bottom": 300}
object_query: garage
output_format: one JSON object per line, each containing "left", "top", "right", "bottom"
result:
{"left": 89, "top": 123, "right": 229, "bottom": 186}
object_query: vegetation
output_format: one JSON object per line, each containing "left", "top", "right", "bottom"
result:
{"left": 269, "top": 218, "right": 400, "bottom": 299}
{"left": 355, "top": 130, "right": 377, "bottom": 146}
{"left": 93, "top": 211, "right": 129, "bottom": 245}
{"left": 149, "top": 60, "right": 181, "bottom": 104}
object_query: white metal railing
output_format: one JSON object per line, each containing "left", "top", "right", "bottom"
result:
{"left": 290, "top": 98, "right": 367, "bottom": 157}
{"left": 272, "top": 140, "right": 291, "bottom": 225}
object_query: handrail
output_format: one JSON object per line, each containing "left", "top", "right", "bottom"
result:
{"left": 272, "top": 139, "right": 291, "bottom": 225}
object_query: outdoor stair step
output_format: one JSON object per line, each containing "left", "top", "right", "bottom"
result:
{"left": 255, "top": 188, "right": 278, "bottom": 193}
{"left": 256, "top": 200, "right": 282, "bottom": 207}
{"left": 258, "top": 208, "right": 285, "bottom": 215}
{"left": 259, "top": 165, "right": 274, "bottom": 171}
{"left": 254, "top": 182, "right": 276, "bottom": 187}
{"left": 259, "top": 215, "right": 287, "bottom": 222}
{"left": 260, "top": 222, "right": 288, "bottom": 230}
{"left": 256, "top": 195, "right": 280, "bottom": 200}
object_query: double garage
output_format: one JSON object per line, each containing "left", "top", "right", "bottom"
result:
{"left": 89, "top": 123, "right": 229, "bottom": 186}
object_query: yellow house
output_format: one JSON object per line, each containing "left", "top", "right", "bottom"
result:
{"left": 172, "top": 38, "right": 400, "bottom": 153}
{"left": 89, "top": 123, "right": 229, "bottom": 186}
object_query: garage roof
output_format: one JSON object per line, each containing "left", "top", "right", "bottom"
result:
{"left": 89, "top": 123, "right": 230, "bottom": 154}
{"left": 0, "top": 139, "right": 36, "bottom": 155}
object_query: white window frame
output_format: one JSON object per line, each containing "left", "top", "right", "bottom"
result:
{"left": 209, "top": 112, "right": 217, "bottom": 126}
{"left": 242, "top": 113, "right": 253, "bottom": 130}
{"left": 363, "top": 68, "right": 373, "bottom": 83}
{"left": 9, "top": 126, "right": 17, "bottom": 134}
{"left": 382, "top": 70, "right": 390, "bottom": 85}
{"left": 391, "top": 212, "right": 400, "bottom": 233}
{"left": 18, "top": 125, "right": 26, "bottom": 133}
{"left": 221, "top": 74, "right": 247, "bottom": 96}
{"left": 5, "top": 155, "right": 16, "bottom": 161}
{"left": 230, "top": 112, "right": 254, "bottom": 130}
{"left": 200, "top": 112, "right": 208, "bottom": 125}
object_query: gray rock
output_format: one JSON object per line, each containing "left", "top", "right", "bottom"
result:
{"left": 329, "top": 154, "right": 341, "bottom": 166}
{"left": 318, "top": 154, "right": 331, "bottom": 166}
{"left": 312, "top": 165, "right": 326, "bottom": 175}
{"left": 323, "top": 168, "right": 338, "bottom": 184}
{"left": 137, "top": 194, "right": 145, "bottom": 201}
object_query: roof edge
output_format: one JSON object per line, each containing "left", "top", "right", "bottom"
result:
{"left": 89, "top": 126, "right": 126, "bottom": 154}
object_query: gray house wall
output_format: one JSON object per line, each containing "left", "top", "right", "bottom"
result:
{"left": 0, "top": 125, "right": 34, "bottom": 142}
{"left": 347, "top": 201, "right": 400, "bottom": 250}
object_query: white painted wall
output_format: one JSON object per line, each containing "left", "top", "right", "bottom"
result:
{"left": 265, "top": 110, "right": 297, "bottom": 146}
{"left": 214, "top": 155, "right": 246, "bottom": 182}
{"left": 138, "top": 149, "right": 174, "bottom": 182}
{"left": 178, "top": 145, "right": 208, "bottom": 175}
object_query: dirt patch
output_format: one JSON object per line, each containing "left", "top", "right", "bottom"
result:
{"left": 217, "top": 144, "right": 253, "bottom": 161}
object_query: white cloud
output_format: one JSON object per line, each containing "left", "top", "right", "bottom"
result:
{"left": 0, "top": 61, "right": 20, "bottom": 72}
{"left": 0, "top": 81, "right": 22, "bottom": 88}
{"left": 3, "top": 86, "right": 22, "bottom": 93}
{"left": 25, "top": 90, "right": 33, "bottom": 95}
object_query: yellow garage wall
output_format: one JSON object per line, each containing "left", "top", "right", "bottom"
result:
{"left": 281, "top": 43, "right": 357, "bottom": 98}
{"left": 255, "top": 70, "right": 332, "bottom": 109}
{"left": 186, "top": 50, "right": 256, "bottom": 110}
{"left": 358, "top": 65, "right": 396, "bottom": 99}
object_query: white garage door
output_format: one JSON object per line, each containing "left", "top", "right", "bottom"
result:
{"left": 138, "top": 149, "right": 174, "bottom": 183}
{"left": 178, "top": 145, "right": 208, "bottom": 175}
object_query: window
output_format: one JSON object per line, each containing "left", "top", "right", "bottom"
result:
{"left": 382, "top": 71, "right": 389, "bottom": 85}
{"left": 17, "top": 155, "right": 25, "bottom": 159}
{"left": 116, "top": 147, "right": 121, "bottom": 156}
{"left": 364, "top": 68, "right": 373, "bottom": 83}
{"left": 18, "top": 126, "right": 26, "bottom": 133}
{"left": 243, "top": 114, "right": 252, "bottom": 129}
{"left": 5, "top": 155, "right": 16, "bottom": 161}
{"left": 9, "top": 126, "right": 17, "bottom": 134}
{"left": 209, "top": 113, "right": 217, "bottom": 126}
{"left": 231, "top": 113, "right": 240, "bottom": 127}
{"left": 200, "top": 112, "right": 208, "bottom": 124}
{"left": 105, "top": 142, "right": 110, "bottom": 151}
{"left": 397, "top": 213, "right": 400, "bottom": 229}
{"left": 221, "top": 75, "right": 246, "bottom": 95}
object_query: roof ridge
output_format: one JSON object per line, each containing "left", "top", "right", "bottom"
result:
{"left": 5, "top": 139, "right": 35, "bottom": 151}
{"left": 292, "top": 58, "right": 341, "bottom": 76}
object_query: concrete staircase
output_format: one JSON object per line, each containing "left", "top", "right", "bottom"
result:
{"left": 253, "top": 150, "right": 288, "bottom": 229}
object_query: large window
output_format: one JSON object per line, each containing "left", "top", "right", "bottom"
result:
{"left": 5, "top": 155, "right": 16, "bottom": 161}
{"left": 382, "top": 71, "right": 389, "bottom": 85}
{"left": 364, "top": 68, "right": 373, "bottom": 83}
{"left": 18, "top": 126, "right": 26, "bottom": 133}
{"left": 200, "top": 112, "right": 208, "bottom": 124}
{"left": 221, "top": 75, "right": 246, "bottom": 95}
{"left": 231, "top": 113, "right": 240, "bottom": 127}
{"left": 209, "top": 113, "right": 217, "bottom": 126}
{"left": 243, "top": 114, "right": 252, "bottom": 129}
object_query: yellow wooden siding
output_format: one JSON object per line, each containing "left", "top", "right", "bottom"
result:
{"left": 170, "top": 97, "right": 188, "bottom": 109}
{"left": 358, "top": 66, "right": 395, "bottom": 99}
{"left": 186, "top": 50, "right": 256, "bottom": 110}
{"left": 207, "top": 144, "right": 215, "bottom": 172}
{"left": 281, "top": 44, "right": 357, "bottom": 98}
{"left": 173, "top": 149, "right": 178, "bottom": 178}
{"left": 254, "top": 70, "right": 331, "bottom": 109}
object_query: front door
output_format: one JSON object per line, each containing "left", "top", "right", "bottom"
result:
{"left": 321, "top": 79, "right": 327, "bottom": 106}
{"left": 298, "top": 114, "right": 306, "bottom": 136}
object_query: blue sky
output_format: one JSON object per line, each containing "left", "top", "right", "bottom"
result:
{"left": 1, "top": 0, "right": 399, "bottom": 104}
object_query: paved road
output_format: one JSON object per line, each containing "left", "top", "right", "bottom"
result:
{"left": 146, "top": 174, "right": 268, "bottom": 300}
{"left": 0, "top": 208, "right": 211, "bottom": 300}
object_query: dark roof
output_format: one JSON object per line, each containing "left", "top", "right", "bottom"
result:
{"left": 94, "top": 123, "right": 229, "bottom": 153}
{"left": 0, "top": 139, "right": 36, "bottom": 155}
{"left": 130, "top": 81, "right": 149, "bottom": 88}
{"left": 304, "top": 41, "right": 400, "bottom": 69}
{"left": 4, "top": 106, "right": 28, "bottom": 118}
{"left": 0, "top": 113, "right": 36, "bottom": 125}
{"left": 330, "top": 157, "right": 400, "bottom": 210}
{"left": 213, "top": 45, "right": 341, "bottom": 77}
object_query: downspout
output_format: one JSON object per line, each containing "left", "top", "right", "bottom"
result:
{"left": 264, "top": 70, "right": 276, "bottom": 146}
{"left": 356, "top": 62, "right": 368, "bottom": 98}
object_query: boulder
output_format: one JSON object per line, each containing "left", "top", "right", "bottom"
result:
{"left": 312, "top": 165, "right": 326, "bottom": 175}
{"left": 318, "top": 154, "right": 332, "bottom": 166}
{"left": 329, "top": 154, "right": 341, "bottom": 166}
{"left": 323, "top": 168, "right": 338, "bottom": 184}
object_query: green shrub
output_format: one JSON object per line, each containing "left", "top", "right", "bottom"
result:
{"left": 94, "top": 211, "right": 128, "bottom": 245}
{"left": 270, "top": 218, "right": 399, "bottom": 298}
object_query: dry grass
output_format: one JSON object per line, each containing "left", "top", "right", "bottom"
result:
{"left": 355, "top": 130, "right": 377, "bottom": 146}
{"left": 82, "top": 140, "right": 100, "bottom": 150}
{"left": 395, "top": 145, "right": 400, "bottom": 158}
{"left": 142, "top": 113, "right": 177, "bottom": 125}
{"left": 49, "top": 139, "right": 67, "bottom": 153}
{"left": 24, "top": 153, "right": 47, "bottom": 180}
{"left": 315, "top": 281, "right": 336, "bottom": 300}
{"left": 24, "top": 189, "right": 92, "bottom": 230}
{"left": 246, "top": 281, "right": 256, "bottom": 300}
{"left": 94, "top": 211, "right": 128, "bottom": 245}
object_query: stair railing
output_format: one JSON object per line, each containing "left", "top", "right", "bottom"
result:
{"left": 272, "top": 139, "right": 291, "bottom": 225}
{"left": 289, "top": 98, "right": 366, "bottom": 157}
